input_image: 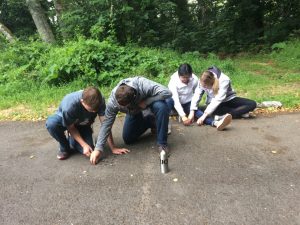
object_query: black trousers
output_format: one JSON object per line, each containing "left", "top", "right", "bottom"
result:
{"left": 213, "top": 97, "right": 257, "bottom": 118}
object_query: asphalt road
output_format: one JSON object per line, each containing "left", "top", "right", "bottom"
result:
{"left": 0, "top": 113, "right": 300, "bottom": 225}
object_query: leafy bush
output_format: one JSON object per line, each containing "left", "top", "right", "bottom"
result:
{"left": 0, "top": 39, "right": 50, "bottom": 84}
{"left": 271, "top": 39, "right": 300, "bottom": 70}
{"left": 36, "top": 39, "right": 139, "bottom": 85}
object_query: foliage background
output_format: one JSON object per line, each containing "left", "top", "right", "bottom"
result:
{"left": 1, "top": 0, "right": 300, "bottom": 52}
{"left": 0, "top": 0, "right": 299, "bottom": 120}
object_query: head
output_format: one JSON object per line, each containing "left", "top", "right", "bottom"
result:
{"left": 115, "top": 84, "right": 136, "bottom": 107}
{"left": 80, "top": 86, "right": 102, "bottom": 112}
{"left": 178, "top": 63, "right": 193, "bottom": 84}
{"left": 200, "top": 71, "right": 219, "bottom": 95}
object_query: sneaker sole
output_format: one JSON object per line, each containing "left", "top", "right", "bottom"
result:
{"left": 241, "top": 114, "right": 250, "bottom": 118}
{"left": 57, "top": 154, "right": 69, "bottom": 160}
{"left": 217, "top": 114, "right": 232, "bottom": 131}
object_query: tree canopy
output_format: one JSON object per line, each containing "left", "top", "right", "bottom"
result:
{"left": 1, "top": 0, "right": 299, "bottom": 52}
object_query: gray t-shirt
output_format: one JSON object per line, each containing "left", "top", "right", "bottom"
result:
{"left": 56, "top": 90, "right": 106, "bottom": 127}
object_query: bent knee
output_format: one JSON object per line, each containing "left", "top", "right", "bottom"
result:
{"left": 45, "top": 118, "right": 56, "bottom": 130}
{"left": 45, "top": 117, "right": 61, "bottom": 132}
{"left": 155, "top": 102, "right": 169, "bottom": 114}
{"left": 122, "top": 134, "right": 135, "bottom": 145}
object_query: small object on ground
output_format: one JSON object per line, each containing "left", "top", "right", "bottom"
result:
{"left": 173, "top": 178, "right": 178, "bottom": 182}
{"left": 30, "top": 155, "right": 35, "bottom": 159}
{"left": 160, "top": 150, "right": 169, "bottom": 174}
{"left": 257, "top": 101, "right": 282, "bottom": 108}
{"left": 271, "top": 150, "right": 277, "bottom": 154}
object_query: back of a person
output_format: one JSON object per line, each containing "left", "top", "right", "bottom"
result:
{"left": 57, "top": 91, "right": 82, "bottom": 117}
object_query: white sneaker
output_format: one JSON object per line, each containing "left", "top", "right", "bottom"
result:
{"left": 214, "top": 115, "right": 224, "bottom": 121}
{"left": 241, "top": 113, "right": 250, "bottom": 118}
{"left": 216, "top": 114, "right": 232, "bottom": 131}
{"left": 168, "top": 122, "right": 171, "bottom": 135}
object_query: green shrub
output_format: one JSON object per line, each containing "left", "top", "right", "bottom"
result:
{"left": 271, "top": 39, "right": 300, "bottom": 70}
{"left": 0, "top": 39, "right": 50, "bottom": 84}
{"left": 36, "top": 39, "right": 139, "bottom": 86}
{"left": 1, "top": 38, "right": 299, "bottom": 120}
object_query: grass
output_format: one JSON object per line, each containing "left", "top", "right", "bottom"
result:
{"left": 0, "top": 80, "right": 114, "bottom": 120}
{"left": 0, "top": 39, "right": 299, "bottom": 121}
{"left": 232, "top": 49, "right": 300, "bottom": 106}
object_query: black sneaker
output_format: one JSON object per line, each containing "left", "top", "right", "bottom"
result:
{"left": 158, "top": 145, "right": 170, "bottom": 156}
{"left": 57, "top": 151, "right": 70, "bottom": 160}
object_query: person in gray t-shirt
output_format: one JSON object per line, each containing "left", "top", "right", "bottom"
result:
{"left": 46, "top": 86, "right": 129, "bottom": 160}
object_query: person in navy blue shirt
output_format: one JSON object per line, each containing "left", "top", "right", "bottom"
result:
{"left": 46, "top": 86, "right": 129, "bottom": 160}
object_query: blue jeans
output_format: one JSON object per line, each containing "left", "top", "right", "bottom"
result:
{"left": 122, "top": 100, "right": 169, "bottom": 146}
{"left": 46, "top": 114, "right": 94, "bottom": 154}
{"left": 165, "top": 98, "right": 213, "bottom": 126}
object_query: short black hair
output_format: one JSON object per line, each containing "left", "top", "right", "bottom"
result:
{"left": 178, "top": 63, "right": 193, "bottom": 76}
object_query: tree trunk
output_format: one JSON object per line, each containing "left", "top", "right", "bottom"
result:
{"left": 26, "top": 0, "right": 55, "bottom": 43}
{"left": 53, "top": 0, "right": 63, "bottom": 19}
{"left": 0, "top": 22, "right": 15, "bottom": 43}
{"left": 53, "top": 0, "right": 68, "bottom": 39}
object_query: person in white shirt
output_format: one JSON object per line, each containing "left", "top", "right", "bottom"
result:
{"left": 166, "top": 64, "right": 232, "bottom": 131}
{"left": 191, "top": 66, "right": 256, "bottom": 126}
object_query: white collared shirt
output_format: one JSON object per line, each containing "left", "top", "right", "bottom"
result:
{"left": 168, "top": 71, "right": 198, "bottom": 117}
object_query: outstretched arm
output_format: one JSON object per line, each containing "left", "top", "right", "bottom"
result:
{"left": 90, "top": 102, "right": 118, "bottom": 165}
{"left": 99, "top": 116, "right": 130, "bottom": 155}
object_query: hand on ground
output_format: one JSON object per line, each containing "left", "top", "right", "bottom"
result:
{"left": 112, "top": 148, "right": 130, "bottom": 155}
{"left": 90, "top": 150, "right": 101, "bottom": 165}
{"left": 183, "top": 118, "right": 192, "bottom": 126}
{"left": 197, "top": 117, "right": 205, "bottom": 126}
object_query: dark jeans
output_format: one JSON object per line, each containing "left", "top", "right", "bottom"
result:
{"left": 165, "top": 98, "right": 214, "bottom": 126}
{"left": 46, "top": 114, "right": 94, "bottom": 154}
{"left": 122, "top": 100, "right": 169, "bottom": 146}
{"left": 213, "top": 97, "right": 257, "bottom": 118}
